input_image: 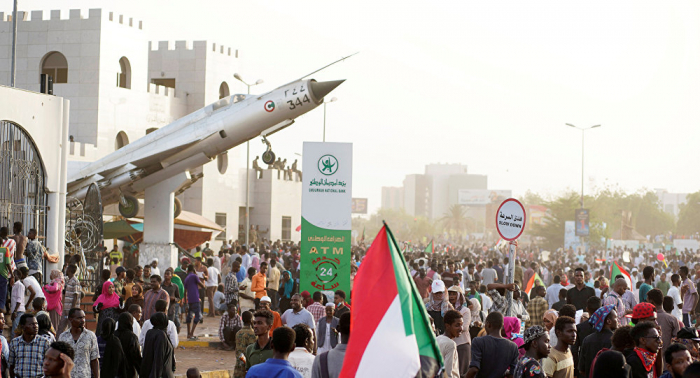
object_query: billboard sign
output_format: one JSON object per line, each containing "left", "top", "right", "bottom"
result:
{"left": 575, "top": 208, "right": 590, "bottom": 236}
{"left": 351, "top": 198, "right": 368, "bottom": 214}
{"left": 300, "top": 142, "right": 352, "bottom": 296}
{"left": 458, "top": 189, "right": 512, "bottom": 205}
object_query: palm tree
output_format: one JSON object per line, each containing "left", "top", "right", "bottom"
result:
{"left": 440, "top": 205, "right": 469, "bottom": 236}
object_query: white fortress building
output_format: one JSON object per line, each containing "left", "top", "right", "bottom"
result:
{"left": 0, "top": 9, "right": 302, "bottom": 250}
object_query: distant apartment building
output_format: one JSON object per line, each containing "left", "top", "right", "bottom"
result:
{"left": 381, "top": 163, "right": 511, "bottom": 229}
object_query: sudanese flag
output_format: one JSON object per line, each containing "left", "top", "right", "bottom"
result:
{"left": 340, "top": 224, "right": 442, "bottom": 378}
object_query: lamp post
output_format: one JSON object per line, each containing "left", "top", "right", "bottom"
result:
{"left": 565, "top": 123, "right": 601, "bottom": 208}
{"left": 234, "top": 73, "right": 264, "bottom": 251}
{"left": 323, "top": 97, "right": 337, "bottom": 142}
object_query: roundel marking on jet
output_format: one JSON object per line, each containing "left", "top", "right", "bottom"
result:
{"left": 264, "top": 101, "right": 275, "bottom": 112}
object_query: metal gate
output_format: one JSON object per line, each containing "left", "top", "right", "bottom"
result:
{"left": 0, "top": 121, "right": 48, "bottom": 262}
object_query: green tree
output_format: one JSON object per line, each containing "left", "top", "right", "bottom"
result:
{"left": 531, "top": 192, "right": 579, "bottom": 250}
{"left": 440, "top": 205, "right": 470, "bottom": 237}
{"left": 677, "top": 191, "right": 700, "bottom": 235}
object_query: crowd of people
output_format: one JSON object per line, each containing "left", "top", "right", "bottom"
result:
{"left": 9, "top": 218, "right": 700, "bottom": 378}
{"left": 403, "top": 240, "right": 700, "bottom": 378}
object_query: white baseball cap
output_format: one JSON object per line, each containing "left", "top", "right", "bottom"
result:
{"left": 431, "top": 280, "right": 446, "bottom": 293}
{"left": 260, "top": 296, "right": 271, "bottom": 303}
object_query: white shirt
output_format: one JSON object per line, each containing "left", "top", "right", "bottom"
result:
{"left": 151, "top": 266, "right": 161, "bottom": 277}
{"left": 481, "top": 294, "right": 493, "bottom": 312}
{"left": 11, "top": 281, "right": 25, "bottom": 313}
{"left": 241, "top": 254, "right": 252, "bottom": 272}
{"left": 214, "top": 291, "right": 225, "bottom": 307}
{"left": 318, "top": 323, "right": 333, "bottom": 354}
{"left": 436, "top": 335, "right": 459, "bottom": 378}
{"left": 206, "top": 266, "right": 220, "bottom": 287}
{"left": 23, "top": 276, "right": 45, "bottom": 299}
{"left": 668, "top": 285, "right": 683, "bottom": 321}
{"left": 546, "top": 283, "right": 564, "bottom": 307}
{"left": 139, "top": 318, "right": 179, "bottom": 348}
{"left": 287, "top": 347, "right": 315, "bottom": 378}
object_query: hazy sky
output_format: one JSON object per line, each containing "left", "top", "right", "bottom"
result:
{"left": 5, "top": 1, "right": 700, "bottom": 213}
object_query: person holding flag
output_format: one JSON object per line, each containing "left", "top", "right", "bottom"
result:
{"left": 339, "top": 224, "right": 443, "bottom": 377}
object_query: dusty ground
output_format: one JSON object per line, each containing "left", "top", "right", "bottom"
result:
{"left": 176, "top": 346, "right": 238, "bottom": 373}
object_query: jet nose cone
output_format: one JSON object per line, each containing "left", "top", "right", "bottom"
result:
{"left": 310, "top": 80, "right": 345, "bottom": 101}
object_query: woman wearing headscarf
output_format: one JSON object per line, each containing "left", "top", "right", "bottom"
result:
{"left": 447, "top": 285, "right": 472, "bottom": 376}
{"left": 114, "top": 312, "right": 141, "bottom": 378}
{"left": 93, "top": 280, "right": 123, "bottom": 337}
{"left": 141, "top": 313, "right": 175, "bottom": 378}
{"left": 279, "top": 270, "right": 294, "bottom": 314}
{"left": 42, "top": 270, "right": 64, "bottom": 330}
{"left": 503, "top": 316, "right": 525, "bottom": 358}
{"left": 468, "top": 298, "right": 484, "bottom": 340}
{"left": 543, "top": 309, "right": 559, "bottom": 348}
{"left": 98, "top": 318, "right": 128, "bottom": 378}
{"left": 124, "top": 284, "right": 145, "bottom": 324}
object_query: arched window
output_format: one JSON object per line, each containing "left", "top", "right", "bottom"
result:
{"left": 41, "top": 52, "right": 68, "bottom": 83}
{"left": 118, "top": 57, "right": 131, "bottom": 89}
{"left": 115, "top": 131, "right": 129, "bottom": 150}
{"left": 219, "top": 82, "right": 230, "bottom": 99}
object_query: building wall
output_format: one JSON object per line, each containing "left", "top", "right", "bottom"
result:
{"left": 655, "top": 189, "right": 688, "bottom": 218}
{"left": 250, "top": 172, "right": 301, "bottom": 243}
{"left": 0, "top": 85, "right": 70, "bottom": 266}
{"left": 381, "top": 186, "right": 404, "bottom": 210}
{"left": 403, "top": 174, "right": 431, "bottom": 218}
{"left": 1, "top": 8, "right": 298, "bottom": 252}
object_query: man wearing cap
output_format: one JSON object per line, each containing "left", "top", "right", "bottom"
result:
{"left": 316, "top": 303, "right": 338, "bottom": 355}
{"left": 514, "top": 325, "right": 550, "bottom": 378}
{"left": 437, "top": 309, "right": 462, "bottom": 378}
{"left": 425, "top": 280, "right": 453, "bottom": 335}
{"left": 150, "top": 258, "right": 160, "bottom": 277}
{"left": 258, "top": 296, "right": 283, "bottom": 337}
{"left": 671, "top": 327, "right": 700, "bottom": 362}
{"left": 175, "top": 257, "right": 189, "bottom": 283}
{"left": 114, "top": 266, "right": 127, "bottom": 297}
{"left": 628, "top": 302, "right": 657, "bottom": 325}
{"left": 578, "top": 305, "right": 618, "bottom": 376}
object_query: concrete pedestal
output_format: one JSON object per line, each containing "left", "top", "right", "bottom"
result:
{"left": 140, "top": 172, "right": 189, "bottom": 270}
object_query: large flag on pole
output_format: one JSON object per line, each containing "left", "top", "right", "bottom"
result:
{"left": 524, "top": 273, "right": 544, "bottom": 297}
{"left": 610, "top": 261, "right": 632, "bottom": 288}
{"left": 424, "top": 240, "right": 434, "bottom": 254}
{"left": 340, "top": 224, "right": 442, "bottom": 378}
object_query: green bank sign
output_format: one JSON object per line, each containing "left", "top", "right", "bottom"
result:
{"left": 300, "top": 142, "right": 352, "bottom": 296}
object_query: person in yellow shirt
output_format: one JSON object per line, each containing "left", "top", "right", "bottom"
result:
{"left": 266, "top": 258, "right": 281, "bottom": 311}
{"left": 252, "top": 262, "right": 268, "bottom": 309}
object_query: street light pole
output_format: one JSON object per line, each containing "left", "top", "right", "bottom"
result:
{"left": 322, "top": 97, "right": 337, "bottom": 142}
{"left": 10, "top": 0, "right": 18, "bottom": 87}
{"left": 234, "top": 74, "right": 263, "bottom": 251}
{"left": 565, "top": 123, "right": 601, "bottom": 208}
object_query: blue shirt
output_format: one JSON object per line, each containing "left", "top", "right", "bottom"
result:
{"left": 237, "top": 269, "right": 247, "bottom": 283}
{"left": 246, "top": 358, "right": 302, "bottom": 378}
